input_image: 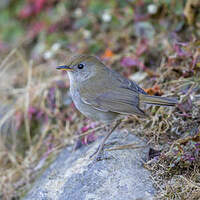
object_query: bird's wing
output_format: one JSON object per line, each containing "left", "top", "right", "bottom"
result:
{"left": 80, "top": 87, "right": 146, "bottom": 117}
{"left": 111, "top": 70, "right": 147, "bottom": 95}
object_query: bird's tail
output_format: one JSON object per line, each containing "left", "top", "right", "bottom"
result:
{"left": 139, "top": 94, "right": 178, "bottom": 106}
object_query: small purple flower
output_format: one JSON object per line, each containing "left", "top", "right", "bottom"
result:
{"left": 189, "top": 157, "right": 195, "bottom": 161}
{"left": 36, "top": 110, "right": 44, "bottom": 119}
{"left": 120, "top": 57, "right": 146, "bottom": 70}
{"left": 120, "top": 57, "right": 138, "bottom": 68}
{"left": 195, "top": 143, "right": 200, "bottom": 147}
{"left": 173, "top": 43, "right": 191, "bottom": 57}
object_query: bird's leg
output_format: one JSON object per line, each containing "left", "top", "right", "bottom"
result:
{"left": 90, "top": 119, "right": 122, "bottom": 160}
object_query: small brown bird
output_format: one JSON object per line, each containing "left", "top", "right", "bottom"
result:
{"left": 57, "top": 55, "right": 177, "bottom": 159}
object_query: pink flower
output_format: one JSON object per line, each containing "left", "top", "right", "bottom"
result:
{"left": 19, "top": 4, "right": 34, "bottom": 19}
{"left": 28, "top": 106, "right": 37, "bottom": 120}
{"left": 27, "top": 21, "right": 46, "bottom": 39}
{"left": 81, "top": 131, "right": 97, "bottom": 145}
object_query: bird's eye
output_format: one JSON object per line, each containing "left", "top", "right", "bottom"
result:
{"left": 77, "top": 63, "right": 85, "bottom": 69}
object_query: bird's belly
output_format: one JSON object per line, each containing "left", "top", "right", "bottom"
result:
{"left": 71, "top": 90, "right": 118, "bottom": 122}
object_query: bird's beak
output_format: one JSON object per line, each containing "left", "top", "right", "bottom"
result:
{"left": 56, "top": 65, "right": 72, "bottom": 71}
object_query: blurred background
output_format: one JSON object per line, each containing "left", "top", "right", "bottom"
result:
{"left": 0, "top": 0, "right": 200, "bottom": 199}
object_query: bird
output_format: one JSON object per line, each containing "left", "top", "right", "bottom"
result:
{"left": 57, "top": 54, "right": 177, "bottom": 159}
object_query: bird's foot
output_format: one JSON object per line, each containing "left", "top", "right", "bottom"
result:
{"left": 90, "top": 141, "right": 118, "bottom": 161}
{"left": 90, "top": 119, "right": 122, "bottom": 161}
{"left": 90, "top": 143, "right": 105, "bottom": 161}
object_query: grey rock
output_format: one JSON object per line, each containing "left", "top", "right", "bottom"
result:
{"left": 25, "top": 130, "right": 156, "bottom": 200}
{"left": 0, "top": 0, "right": 10, "bottom": 10}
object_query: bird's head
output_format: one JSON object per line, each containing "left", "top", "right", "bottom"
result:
{"left": 57, "top": 55, "right": 106, "bottom": 83}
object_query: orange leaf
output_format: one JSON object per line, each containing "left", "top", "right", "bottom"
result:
{"left": 102, "top": 48, "right": 114, "bottom": 59}
{"left": 144, "top": 84, "right": 164, "bottom": 96}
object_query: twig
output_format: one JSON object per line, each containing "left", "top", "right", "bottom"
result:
{"left": 0, "top": 48, "right": 16, "bottom": 69}
{"left": 105, "top": 143, "right": 146, "bottom": 151}
{"left": 24, "top": 59, "right": 33, "bottom": 145}
{"left": 180, "top": 175, "right": 200, "bottom": 189}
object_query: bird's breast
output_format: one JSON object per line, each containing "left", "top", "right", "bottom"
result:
{"left": 69, "top": 86, "right": 118, "bottom": 122}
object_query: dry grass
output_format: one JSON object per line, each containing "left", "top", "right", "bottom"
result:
{"left": 0, "top": 39, "right": 199, "bottom": 200}
{"left": 126, "top": 42, "right": 200, "bottom": 199}
{"left": 0, "top": 47, "right": 87, "bottom": 199}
